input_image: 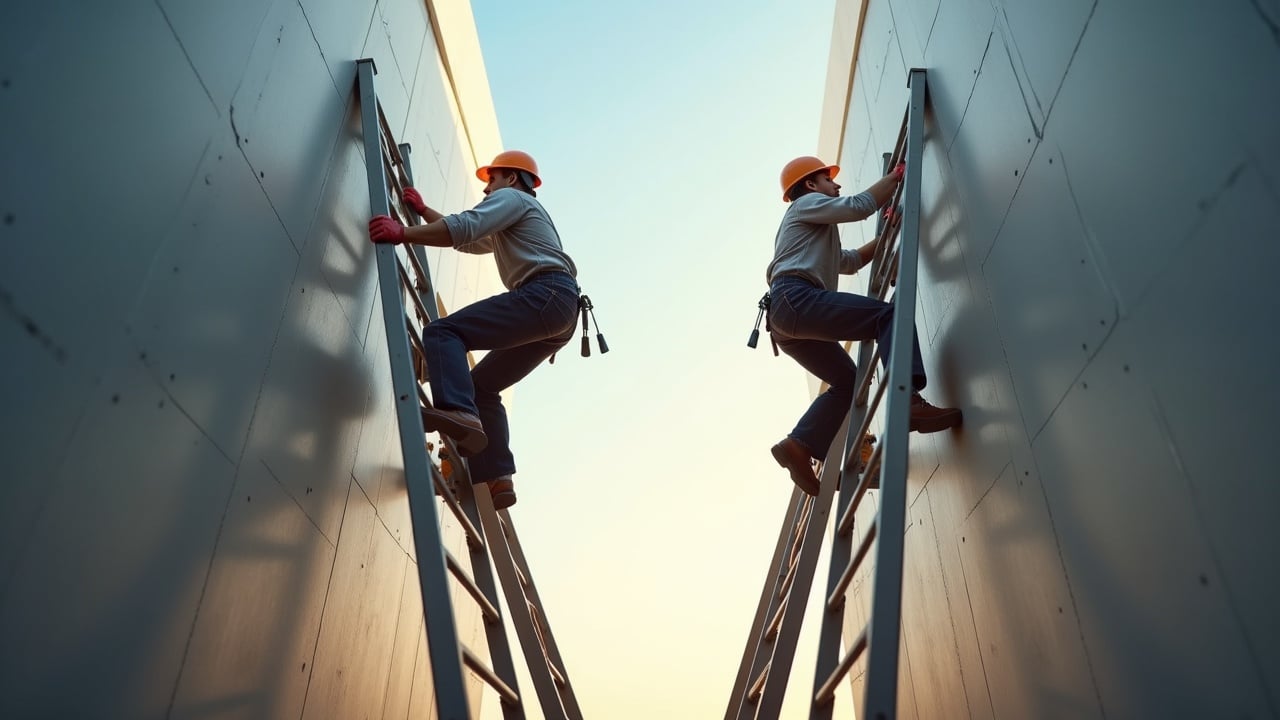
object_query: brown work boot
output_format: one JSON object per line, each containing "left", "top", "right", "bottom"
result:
{"left": 909, "top": 393, "right": 963, "bottom": 433}
{"left": 421, "top": 406, "right": 488, "bottom": 455}
{"left": 487, "top": 476, "right": 516, "bottom": 510}
{"left": 771, "top": 437, "right": 820, "bottom": 496}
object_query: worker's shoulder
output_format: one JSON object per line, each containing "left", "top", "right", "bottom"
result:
{"left": 487, "top": 187, "right": 545, "bottom": 211}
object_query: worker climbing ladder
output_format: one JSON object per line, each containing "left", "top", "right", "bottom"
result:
{"left": 725, "top": 68, "right": 929, "bottom": 720}
{"left": 356, "top": 58, "right": 582, "bottom": 720}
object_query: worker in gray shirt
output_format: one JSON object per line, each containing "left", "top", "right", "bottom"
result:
{"left": 368, "top": 150, "right": 580, "bottom": 509}
{"left": 765, "top": 156, "right": 962, "bottom": 496}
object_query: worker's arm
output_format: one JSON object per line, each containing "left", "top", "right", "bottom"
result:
{"left": 403, "top": 187, "right": 445, "bottom": 224}
{"left": 368, "top": 215, "right": 453, "bottom": 247}
{"left": 839, "top": 238, "right": 881, "bottom": 274}
{"left": 403, "top": 220, "right": 453, "bottom": 247}
{"left": 864, "top": 163, "right": 905, "bottom": 208}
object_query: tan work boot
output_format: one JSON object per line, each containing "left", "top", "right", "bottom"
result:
{"left": 909, "top": 393, "right": 963, "bottom": 433}
{"left": 487, "top": 476, "right": 516, "bottom": 510}
{"left": 421, "top": 406, "right": 488, "bottom": 455}
{"left": 771, "top": 437, "right": 820, "bottom": 496}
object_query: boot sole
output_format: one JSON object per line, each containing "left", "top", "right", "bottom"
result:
{"left": 910, "top": 409, "right": 963, "bottom": 434}
{"left": 422, "top": 409, "right": 489, "bottom": 455}
{"left": 771, "top": 444, "right": 820, "bottom": 496}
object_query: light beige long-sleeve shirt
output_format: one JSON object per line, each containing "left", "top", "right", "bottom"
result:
{"left": 766, "top": 191, "right": 877, "bottom": 290}
{"left": 443, "top": 187, "right": 577, "bottom": 290}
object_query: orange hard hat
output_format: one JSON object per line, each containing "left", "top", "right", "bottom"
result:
{"left": 780, "top": 156, "right": 839, "bottom": 201}
{"left": 476, "top": 150, "right": 542, "bottom": 188}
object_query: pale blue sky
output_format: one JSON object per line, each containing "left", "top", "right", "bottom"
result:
{"left": 468, "top": 2, "right": 852, "bottom": 717}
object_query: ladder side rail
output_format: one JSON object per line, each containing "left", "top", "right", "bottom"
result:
{"left": 355, "top": 57, "right": 471, "bottom": 720}
{"left": 862, "top": 67, "right": 928, "bottom": 720}
{"left": 496, "top": 508, "right": 586, "bottom": 719}
{"left": 396, "top": 142, "right": 528, "bottom": 719}
{"left": 753, "top": 415, "right": 852, "bottom": 720}
{"left": 724, "top": 490, "right": 811, "bottom": 720}
{"left": 447, "top": 459, "right": 530, "bottom": 719}
{"left": 472, "top": 482, "right": 573, "bottom": 720}
{"left": 735, "top": 494, "right": 815, "bottom": 720}
{"left": 808, "top": 344, "right": 880, "bottom": 719}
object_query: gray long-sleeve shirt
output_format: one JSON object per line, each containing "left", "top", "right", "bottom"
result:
{"left": 443, "top": 187, "right": 578, "bottom": 290}
{"left": 766, "top": 191, "right": 878, "bottom": 290}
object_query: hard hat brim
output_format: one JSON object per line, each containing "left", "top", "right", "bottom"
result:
{"left": 782, "top": 164, "right": 839, "bottom": 202}
{"left": 476, "top": 165, "right": 543, "bottom": 188}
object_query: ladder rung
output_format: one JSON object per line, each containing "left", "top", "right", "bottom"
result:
{"left": 444, "top": 549, "right": 500, "bottom": 622}
{"left": 776, "top": 551, "right": 802, "bottom": 601}
{"left": 852, "top": 347, "right": 888, "bottom": 418}
{"left": 828, "top": 518, "right": 878, "bottom": 610}
{"left": 764, "top": 595, "right": 790, "bottom": 642}
{"left": 783, "top": 496, "right": 815, "bottom": 575}
{"left": 430, "top": 467, "right": 484, "bottom": 549}
{"left": 548, "top": 657, "right": 567, "bottom": 686}
{"left": 462, "top": 646, "right": 520, "bottom": 705}
{"left": 837, "top": 440, "right": 884, "bottom": 537}
{"left": 747, "top": 660, "right": 771, "bottom": 703}
{"left": 848, "top": 377, "right": 888, "bottom": 466}
{"left": 814, "top": 625, "right": 869, "bottom": 705}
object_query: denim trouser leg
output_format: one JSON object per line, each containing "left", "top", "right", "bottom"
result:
{"left": 420, "top": 273, "right": 579, "bottom": 482}
{"left": 768, "top": 277, "right": 927, "bottom": 459}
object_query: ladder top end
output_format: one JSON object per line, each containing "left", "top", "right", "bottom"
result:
{"left": 356, "top": 57, "right": 379, "bottom": 75}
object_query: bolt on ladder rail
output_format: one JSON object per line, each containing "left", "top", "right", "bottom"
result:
{"left": 724, "top": 68, "right": 929, "bottom": 720}
{"left": 356, "top": 58, "right": 583, "bottom": 720}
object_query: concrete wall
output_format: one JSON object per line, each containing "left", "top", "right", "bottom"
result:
{"left": 0, "top": 0, "right": 505, "bottom": 717}
{"left": 820, "top": 0, "right": 1280, "bottom": 717}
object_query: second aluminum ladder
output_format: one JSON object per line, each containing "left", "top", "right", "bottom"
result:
{"left": 725, "top": 68, "right": 930, "bottom": 720}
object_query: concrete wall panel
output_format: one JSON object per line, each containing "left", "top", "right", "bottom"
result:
{"left": 1125, "top": 166, "right": 1280, "bottom": 703}
{"left": 994, "top": 0, "right": 1095, "bottom": 118}
{"left": 382, "top": 556, "right": 428, "bottom": 719}
{"left": 302, "top": 482, "right": 409, "bottom": 720}
{"left": 362, "top": 16, "right": 414, "bottom": 141}
{"left": 957, "top": 466, "right": 1099, "bottom": 720}
{"left": 984, "top": 143, "right": 1117, "bottom": 439}
{"left": 243, "top": 272, "right": 367, "bottom": 543}
{"left": 0, "top": 322, "right": 93, "bottom": 594}
{"left": 916, "top": 139, "right": 970, "bottom": 343}
{"left": 1048, "top": 1, "right": 1258, "bottom": 313}
{"left": 379, "top": 0, "right": 432, "bottom": 103}
{"left": 1032, "top": 329, "right": 1272, "bottom": 717}
{"left": 0, "top": 2, "right": 218, "bottom": 363}
{"left": 946, "top": 38, "right": 1037, "bottom": 268}
{"left": 127, "top": 130, "right": 300, "bottom": 460}
{"left": 922, "top": 0, "right": 994, "bottom": 152}
{"left": 309, "top": 126, "right": 382, "bottom": 346}
{"left": 0, "top": 357, "right": 236, "bottom": 718}
{"left": 900, "top": 497, "right": 968, "bottom": 719}
{"left": 156, "top": 0, "right": 275, "bottom": 109}
{"left": 170, "top": 461, "right": 336, "bottom": 720}
{"left": 298, "top": 0, "right": 380, "bottom": 96}
{"left": 887, "top": 0, "right": 940, "bottom": 67}
{"left": 232, "top": 0, "right": 348, "bottom": 248}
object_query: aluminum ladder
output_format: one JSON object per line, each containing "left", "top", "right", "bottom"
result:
{"left": 356, "top": 58, "right": 583, "bottom": 720}
{"left": 725, "top": 68, "right": 929, "bottom": 720}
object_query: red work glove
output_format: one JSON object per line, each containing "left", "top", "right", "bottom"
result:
{"left": 402, "top": 187, "right": 427, "bottom": 216}
{"left": 892, "top": 162, "right": 906, "bottom": 180}
{"left": 882, "top": 206, "right": 896, "bottom": 223}
{"left": 368, "top": 215, "right": 406, "bottom": 244}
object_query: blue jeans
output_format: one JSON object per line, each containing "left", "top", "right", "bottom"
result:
{"left": 768, "top": 275, "right": 927, "bottom": 459}
{"left": 421, "top": 271, "right": 580, "bottom": 483}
